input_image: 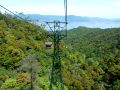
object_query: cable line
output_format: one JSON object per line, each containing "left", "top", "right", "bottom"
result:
{"left": 0, "top": 5, "right": 27, "bottom": 20}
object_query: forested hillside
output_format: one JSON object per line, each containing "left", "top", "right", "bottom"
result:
{"left": 0, "top": 13, "right": 120, "bottom": 90}
{"left": 64, "top": 27, "right": 120, "bottom": 90}
{"left": 0, "top": 13, "right": 52, "bottom": 90}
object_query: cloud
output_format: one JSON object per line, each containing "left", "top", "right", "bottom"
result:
{"left": 111, "top": 1, "right": 120, "bottom": 7}
{"left": 7, "top": 4, "right": 64, "bottom": 15}
{"left": 68, "top": 4, "right": 120, "bottom": 18}
{"left": 1, "top": 0, "right": 120, "bottom": 18}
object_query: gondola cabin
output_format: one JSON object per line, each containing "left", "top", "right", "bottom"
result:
{"left": 45, "top": 42, "right": 52, "bottom": 49}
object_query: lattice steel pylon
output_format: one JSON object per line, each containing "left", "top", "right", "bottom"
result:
{"left": 46, "top": 0, "right": 68, "bottom": 90}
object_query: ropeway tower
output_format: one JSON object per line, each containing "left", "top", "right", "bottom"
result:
{"left": 45, "top": 0, "right": 68, "bottom": 90}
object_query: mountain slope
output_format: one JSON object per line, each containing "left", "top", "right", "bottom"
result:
{"left": 64, "top": 27, "right": 120, "bottom": 89}
{"left": 67, "top": 27, "right": 120, "bottom": 57}
{"left": 0, "top": 13, "right": 52, "bottom": 90}
{"left": 0, "top": 13, "right": 120, "bottom": 90}
{"left": 0, "top": 13, "right": 48, "bottom": 68}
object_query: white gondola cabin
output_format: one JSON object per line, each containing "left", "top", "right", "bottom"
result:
{"left": 45, "top": 42, "right": 52, "bottom": 49}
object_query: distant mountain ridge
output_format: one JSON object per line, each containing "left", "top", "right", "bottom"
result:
{"left": 25, "top": 14, "right": 120, "bottom": 29}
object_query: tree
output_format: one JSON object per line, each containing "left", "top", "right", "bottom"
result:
{"left": 112, "top": 80, "right": 120, "bottom": 90}
{"left": 17, "top": 54, "right": 40, "bottom": 90}
{"left": 0, "top": 78, "right": 20, "bottom": 90}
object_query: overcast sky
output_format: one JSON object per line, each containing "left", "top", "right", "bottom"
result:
{"left": 0, "top": 0, "right": 120, "bottom": 18}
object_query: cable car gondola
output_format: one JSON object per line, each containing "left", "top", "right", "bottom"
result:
{"left": 45, "top": 42, "right": 52, "bottom": 49}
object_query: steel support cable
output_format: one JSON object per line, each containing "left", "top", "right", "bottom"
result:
{"left": 64, "top": 0, "right": 67, "bottom": 25}
{"left": 0, "top": 5, "right": 26, "bottom": 20}
{"left": 64, "top": 0, "right": 67, "bottom": 36}
{"left": 64, "top": 0, "right": 68, "bottom": 48}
